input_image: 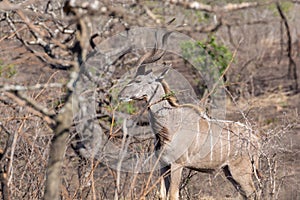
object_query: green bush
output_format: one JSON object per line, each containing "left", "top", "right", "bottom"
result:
{"left": 118, "top": 101, "right": 137, "bottom": 115}
{"left": 181, "top": 36, "right": 232, "bottom": 76}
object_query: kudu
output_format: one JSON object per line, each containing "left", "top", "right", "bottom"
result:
{"left": 118, "top": 32, "right": 261, "bottom": 200}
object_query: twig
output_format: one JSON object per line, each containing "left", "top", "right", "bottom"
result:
{"left": 143, "top": 5, "right": 161, "bottom": 24}
{"left": 4, "top": 92, "right": 55, "bottom": 125}
{"left": 91, "top": 159, "right": 96, "bottom": 200}
{"left": 1, "top": 83, "right": 63, "bottom": 92}
{"left": 0, "top": 170, "right": 10, "bottom": 200}
{"left": 34, "top": 71, "right": 61, "bottom": 100}
{"left": 5, "top": 12, "right": 75, "bottom": 69}
{"left": 127, "top": 158, "right": 143, "bottom": 199}
{"left": 71, "top": 160, "right": 102, "bottom": 199}
{"left": 0, "top": 122, "right": 13, "bottom": 165}
{"left": 7, "top": 119, "right": 25, "bottom": 186}
{"left": 139, "top": 146, "right": 167, "bottom": 199}
{"left": 0, "top": 0, "right": 36, "bottom": 11}
{"left": 109, "top": 104, "right": 120, "bottom": 137}
{"left": 114, "top": 119, "right": 129, "bottom": 200}
{"left": 140, "top": 164, "right": 171, "bottom": 199}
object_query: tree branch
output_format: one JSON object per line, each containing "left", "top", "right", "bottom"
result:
{"left": 276, "top": 2, "right": 298, "bottom": 91}
{"left": 43, "top": 1, "right": 93, "bottom": 199}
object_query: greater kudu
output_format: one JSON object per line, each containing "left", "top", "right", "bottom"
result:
{"left": 118, "top": 32, "right": 261, "bottom": 200}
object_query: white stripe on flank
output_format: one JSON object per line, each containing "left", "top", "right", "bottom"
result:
{"left": 209, "top": 122, "right": 213, "bottom": 161}
{"left": 220, "top": 130, "right": 223, "bottom": 161}
{"left": 196, "top": 117, "right": 200, "bottom": 147}
{"left": 237, "top": 125, "right": 240, "bottom": 156}
{"left": 227, "top": 128, "right": 230, "bottom": 158}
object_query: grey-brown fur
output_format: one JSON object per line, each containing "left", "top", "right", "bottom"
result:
{"left": 119, "top": 67, "right": 261, "bottom": 200}
{"left": 118, "top": 33, "right": 261, "bottom": 200}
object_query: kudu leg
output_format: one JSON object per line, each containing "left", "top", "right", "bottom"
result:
{"left": 159, "top": 165, "right": 170, "bottom": 200}
{"left": 226, "top": 158, "right": 257, "bottom": 200}
{"left": 169, "top": 164, "right": 183, "bottom": 200}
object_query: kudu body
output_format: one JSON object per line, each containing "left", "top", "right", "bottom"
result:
{"left": 118, "top": 33, "right": 260, "bottom": 200}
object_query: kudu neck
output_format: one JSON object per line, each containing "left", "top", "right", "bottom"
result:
{"left": 161, "top": 79, "right": 180, "bottom": 107}
{"left": 147, "top": 79, "right": 180, "bottom": 110}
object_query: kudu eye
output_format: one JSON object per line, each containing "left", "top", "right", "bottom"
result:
{"left": 135, "top": 76, "right": 143, "bottom": 83}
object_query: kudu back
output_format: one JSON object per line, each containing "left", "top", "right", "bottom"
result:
{"left": 118, "top": 32, "right": 261, "bottom": 200}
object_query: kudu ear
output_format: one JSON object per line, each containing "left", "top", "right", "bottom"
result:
{"left": 135, "top": 65, "right": 153, "bottom": 76}
{"left": 136, "top": 65, "right": 146, "bottom": 76}
{"left": 156, "top": 67, "right": 170, "bottom": 81}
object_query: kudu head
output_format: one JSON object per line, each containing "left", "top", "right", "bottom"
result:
{"left": 118, "top": 66, "right": 169, "bottom": 102}
{"left": 118, "top": 31, "right": 172, "bottom": 102}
